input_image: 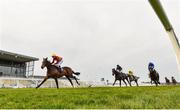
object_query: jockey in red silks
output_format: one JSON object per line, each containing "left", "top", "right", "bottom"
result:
{"left": 51, "top": 53, "right": 63, "bottom": 72}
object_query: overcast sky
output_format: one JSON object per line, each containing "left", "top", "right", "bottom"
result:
{"left": 0, "top": 0, "right": 180, "bottom": 83}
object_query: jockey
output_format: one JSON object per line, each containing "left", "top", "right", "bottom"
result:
{"left": 128, "top": 70, "right": 135, "bottom": 79}
{"left": 51, "top": 53, "right": 63, "bottom": 71}
{"left": 148, "top": 62, "right": 160, "bottom": 85}
{"left": 148, "top": 62, "right": 155, "bottom": 78}
{"left": 128, "top": 70, "right": 133, "bottom": 76}
{"left": 148, "top": 62, "right": 155, "bottom": 72}
{"left": 116, "top": 65, "right": 122, "bottom": 72}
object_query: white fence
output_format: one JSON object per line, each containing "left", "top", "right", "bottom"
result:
{"left": 0, "top": 77, "right": 107, "bottom": 88}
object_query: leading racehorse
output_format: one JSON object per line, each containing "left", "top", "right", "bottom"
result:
{"left": 149, "top": 69, "right": 160, "bottom": 86}
{"left": 36, "top": 58, "right": 80, "bottom": 89}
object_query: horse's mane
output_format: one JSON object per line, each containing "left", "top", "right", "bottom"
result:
{"left": 113, "top": 69, "right": 120, "bottom": 75}
{"left": 46, "top": 59, "right": 51, "bottom": 63}
{"left": 44, "top": 58, "right": 52, "bottom": 65}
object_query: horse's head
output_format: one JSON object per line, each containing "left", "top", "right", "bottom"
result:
{"left": 112, "top": 68, "right": 116, "bottom": 76}
{"left": 41, "top": 57, "right": 49, "bottom": 69}
{"left": 149, "top": 68, "right": 154, "bottom": 73}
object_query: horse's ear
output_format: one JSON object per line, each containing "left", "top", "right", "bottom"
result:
{"left": 43, "top": 57, "right": 48, "bottom": 60}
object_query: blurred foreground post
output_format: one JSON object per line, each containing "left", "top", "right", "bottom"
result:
{"left": 149, "top": 0, "right": 180, "bottom": 72}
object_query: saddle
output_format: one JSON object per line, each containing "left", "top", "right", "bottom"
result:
{"left": 54, "top": 65, "right": 63, "bottom": 73}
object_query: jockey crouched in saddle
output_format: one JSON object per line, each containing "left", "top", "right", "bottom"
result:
{"left": 116, "top": 65, "right": 122, "bottom": 73}
{"left": 128, "top": 70, "right": 135, "bottom": 78}
{"left": 51, "top": 53, "right": 63, "bottom": 72}
{"left": 148, "top": 62, "right": 160, "bottom": 84}
{"left": 116, "top": 65, "right": 135, "bottom": 79}
{"left": 148, "top": 62, "right": 156, "bottom": 77}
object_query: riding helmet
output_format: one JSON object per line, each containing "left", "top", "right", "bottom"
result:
{"left": 148, "top": 62, "right": 154, "bottom": 69}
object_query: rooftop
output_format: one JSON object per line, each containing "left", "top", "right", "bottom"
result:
{"left": 0, "top": 50, "right": 39, "bottom": 63}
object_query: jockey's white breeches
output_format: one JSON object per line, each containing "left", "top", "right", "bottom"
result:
{"left": 54, "top": 59, "right": 63, "bottom": 67}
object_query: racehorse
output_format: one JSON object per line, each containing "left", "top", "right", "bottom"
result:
{"left": 149, "top": 69, "right": 160, "bottom": 86}
{"left": 112, "top": 68, "right": 131, "bottom": 87}
{"left": 165, "top": 77, "right": 170, "bottom": 85}
{"left": 127, "top": 74, "right": 139, "bottom": 86}
{"left": 36, "top": 58, "right": 80, "bottom": 89}
{"left": 172, "top": 76, "right": 177, "bottom": 85}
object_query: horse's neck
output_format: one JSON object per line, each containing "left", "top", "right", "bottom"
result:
{"left": 46, "top": 62, "right": 54, "bottom": 70}
{"left": 119, "top": 71, "right": 124, "bottom": 75}
{"left": 46, "top": 63, "right": 62, "bottom": 73}
{"left": 115, "top": 71, "right": 121, "bottom": 76}
{"left": 150, "top": 69, "right": 156, "bottom": 74}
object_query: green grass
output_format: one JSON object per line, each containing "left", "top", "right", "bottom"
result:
{"left": 0, "top": 85, "right": 180, "bottom": 109}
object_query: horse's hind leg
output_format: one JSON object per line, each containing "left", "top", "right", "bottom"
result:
{"left": 122, "top": 79, "right": 127, "bottom": 86}
{"left": 54, "top": 78, "right": 59, "bottom": 89}
{"left": 135, "top": 80, "right": 139, "bottom": 86}
{"left": 36, "top": 76, "right": 48, "bottom": 89}
{"left": 66, "top": 76, "right": 74, "bottom": 87}
{"left": 119, "top": 80, "right": 121, "bottom": 87}
{"left": 73, "top": 76, "right": 80, "bottom": 85}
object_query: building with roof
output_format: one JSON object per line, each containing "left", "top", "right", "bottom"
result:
{"left": 0, "top": 50, "right": 39, "bottom": 78}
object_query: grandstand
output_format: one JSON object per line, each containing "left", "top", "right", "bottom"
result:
{"left": 0, "top": 50, "right": 38, "bottom": 78}
{"left": 0, "top": 50, "right": 107, "bottom": 88}
{"left": 0, "top": 50, "right": 39, "bottom": 88}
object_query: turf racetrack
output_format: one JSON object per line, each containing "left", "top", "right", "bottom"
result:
{"left": 0, "top": 85, "right": 180, "bottom": 109}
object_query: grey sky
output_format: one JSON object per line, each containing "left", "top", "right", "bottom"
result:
{"left": 0, "top": 0, "right": 180, "bottom": 83}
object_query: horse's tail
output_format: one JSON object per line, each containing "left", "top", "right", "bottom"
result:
{"left": 73, "top": 71, "right": 80, "bottom": 76}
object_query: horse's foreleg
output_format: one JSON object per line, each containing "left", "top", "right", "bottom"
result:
{"left": 158, "top": 78, "right": 161, "bottom": 84}
{"left": 129, "top": 81, "right": 132, "bottom": 87}
{"left": 66, "top": 76, "right": 74, "bottom": 87}
{"left": 54, "top": 78, "right": 59, "bottom": 89}
{"left": 135, "top": 80, "right": 139, "bottom": 86}
{"left": 36, "top": 76, "right": 48, "bottom": 89}
{"left": 154, "top": 81, "right": 158, "bottom": 86}
{"left": 150, "top": 80, "right": 153, "bottom": 85}
{"left": 112, "top": 79, "right": 117, "bottom": 86}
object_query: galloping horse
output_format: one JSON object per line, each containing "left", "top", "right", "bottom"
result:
{"left": 172, "top": 76, "right": 177, "bottom": 85}
{"left": 165, "top": 77, "right": 170, "bottom": 85}
{"left": 127, "top": 74, "right": 139, "bottom": 86}
{"left": 112, "top": 68, "right": 131, "bottom": 87}
{"left": 36, "top": 58, "right": 80, "bottom": 89}
{"left": 149, "top": 69, "right": 160, "bottom": 86}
